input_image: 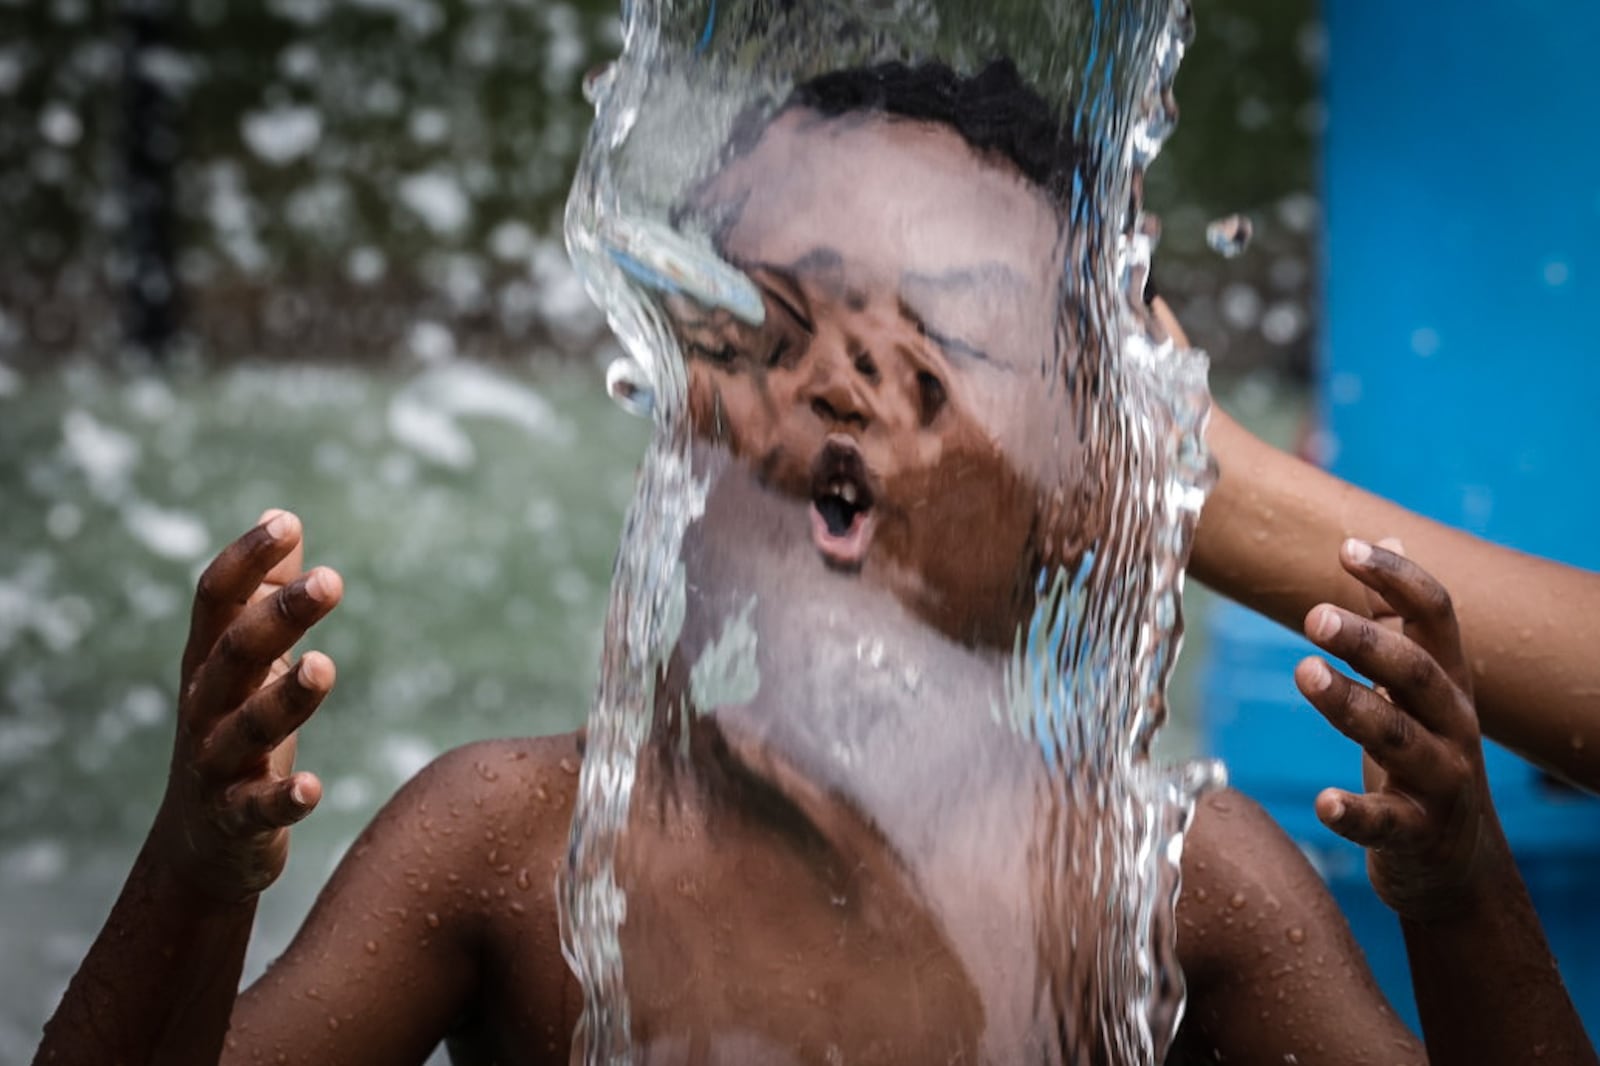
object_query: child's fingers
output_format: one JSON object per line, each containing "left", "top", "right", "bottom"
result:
{"left": 1339, "top": 538, "right": 1470, "bottom": 692}
{"left": 1303, "top": 604, "right": 1471, "bottom": 743}
{"left": 1315, "top": 787, "right": 1429, "bottom": 850}
{"left": 182, "top": 511, "right": 302, "bottom": 684}
{"left": 1359, "top": 537, "right": 1404, "bottom": 630}
{"left": 1296, "top": 657, "right": 1456, "bottom": 798}
{"left": 184, "top": 568, "right": 343, "bottom": 730}
{"left": 221, "top": 772, "right": 321, "bottom": 836}
{"left": 197, "top": 652, "right": 335, "bottom": 782}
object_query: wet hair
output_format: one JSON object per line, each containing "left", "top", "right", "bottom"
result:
{"left": 785, "top": 58, "right": 1080, "bottom": 199}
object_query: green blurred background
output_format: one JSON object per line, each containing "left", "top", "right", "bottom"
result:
{"left": 0, "top": 0, "right": 1319, "bottom": 1058}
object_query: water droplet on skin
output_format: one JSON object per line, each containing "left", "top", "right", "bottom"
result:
{"left": 425, "top": 912, "right": 441, "bottom": 929}
{"left": 1286, "top": 926, "right": 1306, "bottom": 945}
{"left": 365, "top": 940, "right": 379, "bottom": 955}
{"left": 1206, "top": 213, "right": 1254, "bottom": 258}
{"left": 559, "top": 756, "right": 579, "bottom": 775}
{"left": 511, "top": 901, "right": 527, "bottom": 915}
{"left": 1229, "top": 891, "right": 1248, "bottom": 910}
{"left": 517, "top": 868, "right": 532, "bottom": 890}
{"left": 1194, "top": 887, "right": 1209, "bottom": 903}
{"left": 327, "top": 1016, "right": 340, "bottom": 1031}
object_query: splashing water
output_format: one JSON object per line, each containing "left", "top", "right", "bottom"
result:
{"left": 561, "top": 1, "right": 1223, "bottom": 1062}
{"left": 1205, "top": 213, "right": 1254, "bottom": 258}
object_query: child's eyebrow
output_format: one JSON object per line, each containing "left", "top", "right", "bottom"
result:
{"left": 897, "top": 297, "right": 996, "bottom": 367}
{"left": 900, "top": 261, "right": 1028, "bottom": 293}
{"left": 898, "top": 264, "right": 1028, "bottom": 369}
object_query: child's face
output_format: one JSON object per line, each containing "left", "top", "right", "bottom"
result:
{"left": 675, "top": 108, "right": 1082, "bottom": 644}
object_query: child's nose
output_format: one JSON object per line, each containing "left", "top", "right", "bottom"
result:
{"left": 805, "top": 344, "right": 874, "bottom": 429}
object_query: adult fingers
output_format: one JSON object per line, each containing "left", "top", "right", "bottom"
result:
{"left": 185, "top": 567, "right": 343, "bottom": 728}
{"left": 1304, "top": 603, "right": 1471, "bottom": 742}
{"left": 1315, "top": 787, "right": 1429, "bottom": 851}
{"left": 183, "top": 511, "right": 302, "bottom": 684}
{"left": 198, "top": 652, "right": 335, "bottom": 781}
{"left": 1296, "top": 656, "right": 1455, "bottom": 797}
{"left": 1339, "top": 538, "right": 1470, "bottom": 693}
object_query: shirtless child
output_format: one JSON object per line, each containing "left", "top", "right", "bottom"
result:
{"left": 36, "top": 62, "right": 1577, "bottom": 1065}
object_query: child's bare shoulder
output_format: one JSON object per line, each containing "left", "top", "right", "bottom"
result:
{"left": 1178, "top": 787, "right": 1349, "bottom": 969}
{"left": 346, "top": 732, "right": 584, "bottom": 892}
{"left": 1171, "top": 788, "right": 1418, "bottom": 1065}
{"left": 397, "top": 732, "right": 583, "bottom": 833}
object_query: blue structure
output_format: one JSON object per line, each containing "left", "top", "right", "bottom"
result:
{"left": 1202, "top": 1, "right": 1600, "bottom": 1037}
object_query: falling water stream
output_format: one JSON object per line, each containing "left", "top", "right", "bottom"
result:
{"left": 559, "top": 1, "right": 1222, "bottom": 1062}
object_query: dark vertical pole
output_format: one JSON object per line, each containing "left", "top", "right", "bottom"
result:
{"left": 119, "top": 0, "right": 181, "bottom": 359}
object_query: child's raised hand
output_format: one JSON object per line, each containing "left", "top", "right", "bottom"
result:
{"left": 1293, "top": 538, "right": 1506, "bottom": 922}
{"left": 148, "top": 510, "right": 342, "bottom": 902}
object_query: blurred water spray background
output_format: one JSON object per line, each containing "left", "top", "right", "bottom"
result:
{"left": 0, "top": 0, "right": 1319, "bottom": 1058}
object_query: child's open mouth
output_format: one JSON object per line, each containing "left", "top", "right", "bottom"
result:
{"left": 809, "top": 437, "right": 877, "bottom": 570}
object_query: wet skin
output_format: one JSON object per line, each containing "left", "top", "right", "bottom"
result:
{"left": 37, "top": 108, "right": 1443, "bottom": 1066}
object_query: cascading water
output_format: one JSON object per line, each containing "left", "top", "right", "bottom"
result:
{"left": 559, "top": 1, "right": 1223, "bottom": 1062}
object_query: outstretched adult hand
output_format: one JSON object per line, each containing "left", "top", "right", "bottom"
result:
{"left": 148, "top": 510, "right": 343, "bottom": 902}
{"left": 1293, "top": 538, "right": 1506, "bottom": 921}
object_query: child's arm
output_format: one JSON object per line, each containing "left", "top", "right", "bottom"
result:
{"left": 34, "top": 513, "right": 340, "bottom": 1064}
{"left": 1296, "top": 540, "right": 1596, "bottom": 1066}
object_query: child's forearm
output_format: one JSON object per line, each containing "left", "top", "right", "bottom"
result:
{"left": 34, "top": 836, "right": 256, "bottom": 1065}
{"left": 1401, "top": 832, "right": 1598, "bottom": 1066}
{"left": 1193, "top": 407, "right": 1600, "bottom": 791}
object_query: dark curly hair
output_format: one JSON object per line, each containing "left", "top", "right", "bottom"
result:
{"left": 786, "top": 58, "right": 1080, "bottom": 198}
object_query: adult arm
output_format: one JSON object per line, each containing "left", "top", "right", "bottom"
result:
{"left": 1145, "top": 294, "right": 1600, "bottom": 790}
{"left": 35, "top": 512, "right": 340, "bottom": 1064}
{"left": 1295, "top": 540, "right": 1596, "bottom": 1065}
{"left": 1193, "top": 405, "right": 1600, "bottom": 789}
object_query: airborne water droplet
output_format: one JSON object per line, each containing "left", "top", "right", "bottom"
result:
{"left": 606, "top": 357, "right": 655, "bottom": 418}
{"left": 583, "top": 62, "right": 616, "bottom": 107}
{"left": 1206, "top": 213, "right": 1254, "bottom": 258}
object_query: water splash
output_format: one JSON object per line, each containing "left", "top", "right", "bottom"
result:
{"left": 605, "top": 356, "right": 656, "bottom": 418}
{"left": 1205, "top": 212, "right": 1254, "bottom": 258}
{"left": 561, "top": 1, "right": 1222, "bottom": 1062}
